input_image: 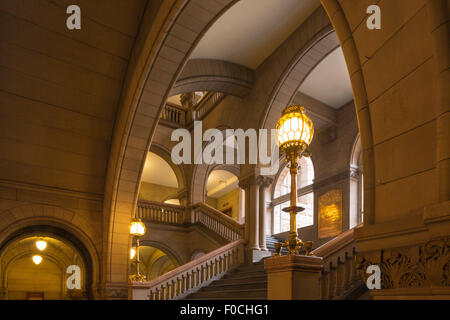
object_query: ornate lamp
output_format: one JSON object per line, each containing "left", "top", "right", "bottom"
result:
{"left": 129, "top": 218, "right": 146, "bottom": 282}
{"left": 275, "top": 105, "right": 314, "bottom": 255}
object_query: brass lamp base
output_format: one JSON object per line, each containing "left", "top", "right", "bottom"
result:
{"left": 273, "top": 239, "right": 313, "bottom": 256}
{"left": 129, "top": 273, "right": 147, "bottom": 282}
{"left": 272, "top": 206, "right": 313, "bottom": 256}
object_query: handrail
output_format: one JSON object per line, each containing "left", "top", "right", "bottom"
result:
{"left": 130, "top": 239, "right": 245, "bottom": 300}
{"left": 311, "top": 226, "right": 363, "bottom": 299}
{"left": 192, "top": 202, "right": 244, "bottom": 242}
{"left": 311, "top": 228, "right": 355, "bottom": 259}
{"left": 136, "top": 200, "right": 185, "bottom": 225}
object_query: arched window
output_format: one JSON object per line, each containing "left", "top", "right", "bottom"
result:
{"left": 272, "top": 157, "right": 314, "bottom": 234}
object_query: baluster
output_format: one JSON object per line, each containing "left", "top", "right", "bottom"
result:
{"left": 336, "top": 257, "right": 346, "bottom": 297}
{"left": 219, "top": 256, "right": 223, "bottom": 274}
{"left": 177, "top": 277, "right": 182, "bottom": 297}
{"left": 344, "top": 253, "right": 352, "bottom": 290}
{"left": 350, "top": 252, "right": 359, "bottom": 283}
{"left": 328, "top": 264, "right": 337, "bottom": 300}
{"left": 320, "top": 271, "right": 329, "bottom": 300}
{"left": 180, "top": 274, "right": 186, "bottom": 294}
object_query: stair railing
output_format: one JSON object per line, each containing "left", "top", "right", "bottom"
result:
{"left": 129, "top": 239, "right": 245, "bottom": 300}
{"left": 194, "top": 92, "right": 226, "bottom": 120}
{"left": 311, "top": 227, "right": 363, "bottom": 299}
{"left": 191, "top": 203, "right": 244, "bottom": 242}
{"left": 136, "top": 200, "right": 185, "bottom": 225}
{"left": 160, "top": 103, "right": 186, "bottom": 127}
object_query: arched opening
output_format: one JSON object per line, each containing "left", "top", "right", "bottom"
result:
{"left": 272, "top": 157, "right": 315, "bottom": 234}
{"left": 129, "top": 245, "right": 180, "bottom": 282}
{"left": 139, "top": 151, "right": 181, "bottom": 203}
{"left": 206, "top": 167, "right": 243, "bottom": 223}
{"left": 0, "top": 226, "right": 93, "bottom": 300}
{"left": 103, "top": 0, "right": 376, "bottom": 287}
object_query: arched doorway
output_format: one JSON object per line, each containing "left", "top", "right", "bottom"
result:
{"left": 0, "top": 226, "right": 94, "bottom": 300}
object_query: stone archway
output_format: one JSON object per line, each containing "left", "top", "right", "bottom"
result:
{"left": 103, "top": 0, "right": 447, "bottom": 296}
{"left": 0, "top": 223, "right": 98, "bottom": 299}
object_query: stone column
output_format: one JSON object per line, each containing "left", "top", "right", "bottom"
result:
{"left": 257, "top": 176, "right": 273, "bottom": 251}
{"left": 239, "top": 174, "right": 271, "bottom": 263}
{"left": 249, "top": 178, "right": 260, "bottom": 251}
{"left": 180, "top": 92, "right": 195, "bottom": 123}
{"left": 265, "top": 255, "right": 324, "bottom": 300}
{"left": 238, "top": 178, "right": 251, "bottom": 244}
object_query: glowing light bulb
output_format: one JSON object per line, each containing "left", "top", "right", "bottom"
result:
{"left": 36, "top": 240, "right": 47, "bottom": 251}
{"left": 32, "top": 255, "right": 43, "bottom": 265}
{"left": 130, "top": 248, "right": 136, "bottom": 260}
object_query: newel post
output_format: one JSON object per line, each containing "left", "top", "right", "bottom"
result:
{"left": 264, "top": 255, "right": 324, "bottom": 300}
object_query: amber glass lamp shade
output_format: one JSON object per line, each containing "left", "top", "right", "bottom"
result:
{"left": 275, "top": 105, "right": 314, "bottom": 155}
{"left": 129, "top": 218, "right": 146, "bottom": 237}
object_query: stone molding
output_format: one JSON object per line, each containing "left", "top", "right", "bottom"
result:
{"left": 356, "top": 236, "right": 450, "bottom": 290}
{"left": 264, "top": 255, "right": 324, "bottom": 273}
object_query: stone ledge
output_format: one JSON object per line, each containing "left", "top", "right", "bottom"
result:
{"left": 264, "top": 255, "right": 323, "bottom": 273}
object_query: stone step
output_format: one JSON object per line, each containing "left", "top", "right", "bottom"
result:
{"left": 188, "top": 289, "right": 267, "bottom": 299}
{"left": 186, "top": 296, "right": 267, "bottom": 300}
{"left": 232, "top": 264, "right": 265, "bottom": 273}
{"left": 202, "top": 281, "right": 267, "bottom": 292}
{"left": 211, "top": 275, "right": 267, "bottom": 285}
{"left": 222, "top": 270, "right": 267, "bottom": 280}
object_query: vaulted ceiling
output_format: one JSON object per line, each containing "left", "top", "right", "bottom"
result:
{"left": 0, "top": 0, "right": 148, "bottom": 195}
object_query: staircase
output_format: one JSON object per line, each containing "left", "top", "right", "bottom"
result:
{"left": 186, "top": 260, "right": 267, "bottom": 300}
{"left": 129, "top": 201, "right": 370, "bottom": 300}
{"left": 265, "top": 234, "right": 288, "bottom": 255}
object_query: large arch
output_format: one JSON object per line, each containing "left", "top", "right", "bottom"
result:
{"left": 102, "top": 1, "right": 239, "bottom": 296}
{"left": 103, "top": 0, "right": 447, "bottom": 297}
{"left": 102, "top": 1, "right": 362, "bottom": 295}
{"left": 0, "top": 204, "right": 100, "bottom": 296}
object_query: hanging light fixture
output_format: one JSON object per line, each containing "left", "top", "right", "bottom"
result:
{"left": 129, "top": 218, "right": 146, "bottom": 237}
{"left": 32, "top": 255, "right": 43, "bottom": 265}
{"left": 35, "top": 239, "right": 47, "bottom": 251}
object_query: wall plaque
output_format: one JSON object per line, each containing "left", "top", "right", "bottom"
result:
{"left": 318, "top": 189, "right": 342, "bottom": 239}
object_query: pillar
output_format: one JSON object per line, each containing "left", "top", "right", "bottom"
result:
{"left": 265, "top": 255, "right": 324, "bottom": 300}
{"left": 257, "top": 176, "right": 273, "bottom": 251}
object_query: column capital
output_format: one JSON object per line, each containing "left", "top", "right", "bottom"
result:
{"left": 238, "top": 174, "right": 258, "bottom": 189}
{"left": 256, "top": 175, "right": 274, "bottom": 188}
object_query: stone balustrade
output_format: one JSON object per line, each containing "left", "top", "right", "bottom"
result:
{"left": 194, "top": 92, "right": 225, "bottom": 120}
{"left": 129, "top": 239, "right": 245, "bottom": 300}
{"left": 192, "top": 203, "right": 245, "bottom": 242}
{"left": 160, "top": 103, "right": 186, "bottom": 127}
{"left": 136, "top": 200, "right": 185, "bottom": 225}
{"left": 311, "top": 227, "right": 361, "bottom": 299}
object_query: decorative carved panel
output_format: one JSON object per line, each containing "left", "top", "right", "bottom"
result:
{"left": 318, "top": 189, "right": 343, "bottom": 239}
{"left": 356, "top": 237, "right": 450, "bottom": 289}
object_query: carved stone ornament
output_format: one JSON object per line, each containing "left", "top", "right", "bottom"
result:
{"left": 103, "top": 286, "right": 129, "bottom": 299}
{"left": 356, "top": 237, "right": 450, "bottom": 289}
